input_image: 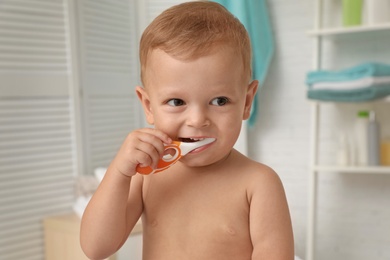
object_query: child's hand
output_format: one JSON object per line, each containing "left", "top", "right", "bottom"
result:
{"left": 111, "top": 128, "right": 172, "bottom": 177}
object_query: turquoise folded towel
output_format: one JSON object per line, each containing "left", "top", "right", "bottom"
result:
{"left": 306, "top": 62, "right": 390, "bottom": 86}
{"left": 307, "top": 84, "right": 390, "bottom": 102}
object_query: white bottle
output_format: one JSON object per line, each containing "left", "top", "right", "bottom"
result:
{"left": 355, "top": 110, "right": 369, "bottom": 166}
{"left": 367, "top": 111, "right": 380, "bottom": 165}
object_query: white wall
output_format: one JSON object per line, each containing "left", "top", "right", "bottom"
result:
{"left": 249, "top": 1, "right": 390, "bottom": 260}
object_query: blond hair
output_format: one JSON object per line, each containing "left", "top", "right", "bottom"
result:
{"left": 139, "top": 1, "right": 252, "bottom": 85}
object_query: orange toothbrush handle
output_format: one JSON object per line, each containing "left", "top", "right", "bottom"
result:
{"left": 136, "top": 143, "right": 182, "bottom": 175}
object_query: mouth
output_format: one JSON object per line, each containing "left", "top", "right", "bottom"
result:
{"left": 178, "top": 137, "right": 208, "bottom": 143}
{"left": 177, "top": 137, "right": 216, "bottom": 155}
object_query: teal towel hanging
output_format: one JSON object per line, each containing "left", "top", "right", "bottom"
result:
{"left": 212, "top": 0, "right": 275, "bottom": 128}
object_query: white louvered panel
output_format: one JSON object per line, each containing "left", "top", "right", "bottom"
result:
{"left": 146, "top": 0, "right": 191, "bottom": 22}
{"left": 78, "top": 0, "right": 142, "bottom": 174}
{"left": 0, "top": 0, "right": 68, "bottom": 73}
{"left": 0, "top": 97, "right": 75, "bottom": 260}
{"left": 88, "top": 95, "right": 139, "bottom": 172}
{"left": 82, "top": 0, "right": 134, "bottom": 73}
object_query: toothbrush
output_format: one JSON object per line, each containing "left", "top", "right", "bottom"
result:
{"left": 136, "top": 138, "right": 216, "bottom": 174}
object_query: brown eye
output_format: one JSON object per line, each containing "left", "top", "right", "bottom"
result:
{"left": 211, "top": 97, "right": 229, "bottom": 106}
{"left": 167, "top": 99, "right": 185, "bottom": 106}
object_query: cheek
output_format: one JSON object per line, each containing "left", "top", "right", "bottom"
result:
{"left": 152, "top": 114, "right": 181, "bottom": 136}
{"left": 226, "top": 108, "right": 245, "bottom": 124}
{"left": 229, "top": 122, "right": 242, "bottom": 141}
{"left": 217, "top": 114, "right": 242, "bottom": 138}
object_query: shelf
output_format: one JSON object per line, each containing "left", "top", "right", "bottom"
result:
{"left": 306, "top": 2, "right": 390, "bottom": 259}
{"left": 308, "top": 96, "right": 390, "bottom": 104}
{"left": 312, "top": 165, "right": 390, "bottom": 174}
{"left": 307, "top": 23, "right": 390, "bottom": 38}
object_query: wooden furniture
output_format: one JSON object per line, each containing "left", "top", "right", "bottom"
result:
{"left": 43, "top": 213, "right": 142, "bottom": 260}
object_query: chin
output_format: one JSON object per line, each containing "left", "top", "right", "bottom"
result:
{"left": 180, "top": 152, "right": 230, "bottom": 169}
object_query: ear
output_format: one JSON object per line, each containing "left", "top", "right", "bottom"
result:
{"left": 243, "top": 80, "right": 259, "bottom": 120}
{"left": 136, "top": 86, "right": 154, "bottom": 125}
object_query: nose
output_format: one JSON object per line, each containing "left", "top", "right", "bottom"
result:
{"left": 185, "top": 106, "right": 210, "bottom": 128}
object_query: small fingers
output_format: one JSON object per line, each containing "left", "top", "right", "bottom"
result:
{"left": 134, "top": 141, "right": 161, "bottom": 169}
{"left": 137, "top": 128, "right": 172, "bottom": 145}
{"left": 131, "top": 128, "right": 172, "bottom": 170}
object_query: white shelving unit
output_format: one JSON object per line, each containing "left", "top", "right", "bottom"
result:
{"left": 308, "top": 22, "right": 390, "bottom": 37}
{"left": 313, "top": 165, "right": 390, "bottom": 174}
{"left": 305, "top": 1, "right": 390, "bottom": 259}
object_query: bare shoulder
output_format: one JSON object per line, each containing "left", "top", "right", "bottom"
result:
{"left": 235, "top": 151, "right": 289, "bottom": 217}
{"left": 231, "top": 150, "right": 284, "bottom": 195}
{"left": 231, "top": 151, "right": 295, "bottom": 259}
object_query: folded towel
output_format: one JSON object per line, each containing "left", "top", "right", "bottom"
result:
{"left": 306, "top": 62, "right": 390, "bottom": 86}
{"left": 310, "top": 76, "right": 390, "bottom": 90}
{"left": 307, "top": 84, "right": 390, "bottom": 102}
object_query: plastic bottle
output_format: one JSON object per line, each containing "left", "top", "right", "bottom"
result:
{"left": 367, "top": 111, "right": 380, "bottom": 166}
{"left": 355, "top": 110, "right": 369, "bottom": 166}
{"left": 342, "top": 0, "right": 363, "bottom": 26}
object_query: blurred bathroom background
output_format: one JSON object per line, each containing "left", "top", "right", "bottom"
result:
{"left": 1, "top": 0, "right": 390, "bottom": 260}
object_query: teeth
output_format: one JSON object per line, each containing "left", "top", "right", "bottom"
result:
{"left": 180, "top": 137, "right": 205, "bottom": 142}
{"left": 190, "top": 138, "right": 204, "bottom": 141}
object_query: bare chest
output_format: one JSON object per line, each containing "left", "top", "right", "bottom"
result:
{"left": 141, "top": 173, "right": 252, "bottom": 259}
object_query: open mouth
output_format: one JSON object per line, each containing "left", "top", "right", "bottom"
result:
{"left": 178, "top": 137, "right": 207, "bottom": 143}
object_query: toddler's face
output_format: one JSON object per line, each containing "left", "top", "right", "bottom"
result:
{"left": 137, "top": 47, "right": 257, "bottom": 168}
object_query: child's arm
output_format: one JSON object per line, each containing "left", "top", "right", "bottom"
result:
{"left": 249, "top": 167, "right": 294, "bottom": 260}
{"left": 80, "top": 128, "right": 171, "bottom": 259}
